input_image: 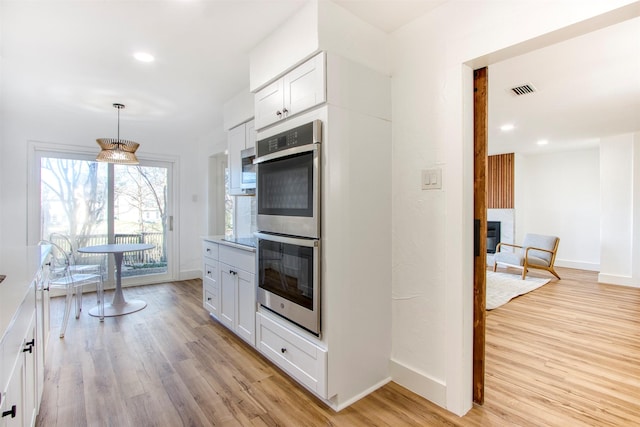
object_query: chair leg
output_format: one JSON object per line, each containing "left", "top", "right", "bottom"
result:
{"left": 549, "top": 267, "right": 561, "bottom": 280}
{"left": 75, "top": 287, "right": 83, "bottom": 319}
{"left": 493, "top": 262, "right": 498, "bottom": 272}
{"left": 60, "top": 288, "right": 74, "bottom": 338}
{"left": 521, "top": 267, "right": 528, "bottom": 280}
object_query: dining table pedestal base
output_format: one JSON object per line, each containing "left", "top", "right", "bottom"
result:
{"left": 89, "top": 299, "right": 147, "bottom": 317}
{"left": 78, "top": 243, "right": 155, "bottom": 319}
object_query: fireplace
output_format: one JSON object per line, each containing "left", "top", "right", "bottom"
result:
{"left": 487, "top": 221, "right": 501, "bottom": 254}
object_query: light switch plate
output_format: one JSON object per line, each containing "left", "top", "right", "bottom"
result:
{"left": 422, "top": 168, "right": 442, "bottom": 190}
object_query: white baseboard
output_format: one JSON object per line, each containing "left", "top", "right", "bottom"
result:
{"left": 555, "top": 259, "right": 600, "bottom": 271}
{"left": 329, "top": 377, "right": 392, "bottom": 412}
{"left": 598, "top": 273, "right": 640, "bottom": 288}
{"left": 389, "top": 358, "right": 446, "bottom": 409}
{"left": 179, "top": 269, "right": 201, "bottom": 281}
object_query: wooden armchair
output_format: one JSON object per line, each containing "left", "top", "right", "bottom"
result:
{"left": 493, "top": 233, "right": 561, "bottom": 280}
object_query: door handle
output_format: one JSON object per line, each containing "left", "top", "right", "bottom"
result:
{"left": 169, "top": 215, "right": 174, "bottom": 231}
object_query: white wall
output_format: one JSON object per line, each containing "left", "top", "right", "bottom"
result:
{"left": 515, "top": 148, "right": 601, "bottom": 270}
{"left": 390, "top": 0, "right": 639, "bottom": 416}
{"left": 599, "top": 132, "right": 640, "bottom": 286}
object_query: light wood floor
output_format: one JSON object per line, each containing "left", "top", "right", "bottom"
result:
{"left": 36, "top": 267, "right": 640, "bottom": 426}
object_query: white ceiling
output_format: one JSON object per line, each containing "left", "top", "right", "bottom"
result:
{"left": 334, "top": 0, "right": 447, "bottom": 33}
{"left": 489, "top": 16, "right": 640, "bottom": 155}
{"left": 1, "top": 1, "right": 638, "bottom": 155}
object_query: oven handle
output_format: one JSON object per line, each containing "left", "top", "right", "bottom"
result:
{"left": 253, "top": 143, "right": 319, "bottom": 165}
{"left": 254, "top": 232, "right": 319, "bottom": 248}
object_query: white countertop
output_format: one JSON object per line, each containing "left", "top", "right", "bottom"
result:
{"left": 0, "top": 245, "right": 49, "bottom": 340}
{"left": 202, "top": 235, "right": 256, "bottom": 252}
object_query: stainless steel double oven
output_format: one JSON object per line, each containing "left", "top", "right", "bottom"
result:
{"left": 254, "top": 120, "right": 321, "bottom": 335}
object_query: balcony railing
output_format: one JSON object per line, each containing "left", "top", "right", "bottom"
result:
{"left": 52, "top": 233, "right": 165, "bottom": 268}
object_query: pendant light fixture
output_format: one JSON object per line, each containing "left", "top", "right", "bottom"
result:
{"left": 96, "top": 103, "right": 140, "bottom": 165}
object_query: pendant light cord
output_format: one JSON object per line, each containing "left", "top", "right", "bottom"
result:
{"left": 114, "top": 103, "right": 124, "bottom": 147}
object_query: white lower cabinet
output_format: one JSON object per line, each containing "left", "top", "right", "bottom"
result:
{"left": 202, "top": 239, "right": 256, "bottom": 347}
{"left": 255, "top": 312, "right": 327, "bottom": 399}
{"left": 1, "top": 286, "right": 39, "bottom": 427}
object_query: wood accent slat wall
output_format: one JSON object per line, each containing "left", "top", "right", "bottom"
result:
{"left": 488, "top": 153, "right": 514, "bottom": 209}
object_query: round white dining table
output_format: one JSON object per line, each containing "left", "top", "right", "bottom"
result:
{"left": 78, "top": 243, "right": 154, "bottom": 317}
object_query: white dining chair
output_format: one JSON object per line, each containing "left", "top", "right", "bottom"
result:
{"left": 39, "top": 240, "right": 105, "bottom": 338}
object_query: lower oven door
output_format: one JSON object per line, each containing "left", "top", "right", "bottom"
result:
{"left": 255, "top": 232, "right": 320, "bottom": 336}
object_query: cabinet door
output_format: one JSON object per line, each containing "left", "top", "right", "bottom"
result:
{"left": 254, "top": 79, "right": 284, "bottom": 130}
{"left": 245, "top": 120, "right": 256, "bottom": 151}
{"left": 219, "top": 264, "right": 236, "bottom": 331}
{"left": 23, "top": 316, "right": 37, "bottom": 427}
{"left": 228, "top": 123, "right": 246, "bottom": 196}
{"left": 1, "top": 357, "right": 24, "bottom": 427}
{"left": 35, "top": 268, "right": 49, "bottom": 409}
{"left": 284, "top": 53, "right": 325, "bottom": 118}
{"left": 235, "top": 270, "right": 256, "bottom": 346}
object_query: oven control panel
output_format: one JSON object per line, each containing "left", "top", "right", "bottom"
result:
{"left": 257, "top": 120, "right": 321, "bottom": 157}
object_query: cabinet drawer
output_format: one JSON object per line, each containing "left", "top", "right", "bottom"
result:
{"left": 256, "top": 313, "right": 327, "bottom": 398}
{"left": 204, "top": 261, "right": 218, "bottom": 282}
{"left": 203, "top": 281, "right": 218, "bottom": 317}
{"left": 219, "top": 245, "right": 255, "bottom": 274}
{"left": 203, "top": 240, "right": 219, "bottom": 260}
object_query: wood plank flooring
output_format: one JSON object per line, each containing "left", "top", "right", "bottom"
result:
{"left": 36, "top": 267, "right": 640, "bottom": 426}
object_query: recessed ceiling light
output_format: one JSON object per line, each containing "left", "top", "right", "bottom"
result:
{"left": 133, "top": 52, "right": 155, "bottom": 63}
{"left": 537, "top": 139, "right": 549, "bottom": 146}
{"left": 500, "top": 124, "right": 515, "bottom": 132}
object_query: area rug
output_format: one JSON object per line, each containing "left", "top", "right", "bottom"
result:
{"left": 486, "top": 271, "right": 550, "bottom": 310}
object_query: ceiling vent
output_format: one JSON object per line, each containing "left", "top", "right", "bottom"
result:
{"left": 510, "top": 83, "right": 537, "bottom": 96}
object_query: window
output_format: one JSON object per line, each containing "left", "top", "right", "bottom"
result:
{"left": 34, "top": 148, "right": 175, "bottom": 284}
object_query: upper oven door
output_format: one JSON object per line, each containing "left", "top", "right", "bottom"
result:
{"left": 255, "top": 144, "right": 320, "bottom": 238}
{"left": 254, "top": 120, "right": 321, "bottom": 239}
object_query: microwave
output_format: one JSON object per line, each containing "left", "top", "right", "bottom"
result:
{"left": 240, "top": 147, "right": 256, "bottom": 192}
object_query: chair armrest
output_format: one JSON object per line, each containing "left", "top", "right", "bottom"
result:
{"left": 524, "top": 246, "right": 555, "bottom": 256}
{"left": 495, "top": 242, "right": 522, "bottom": 252}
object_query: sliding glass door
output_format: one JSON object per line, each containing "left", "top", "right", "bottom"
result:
{"left": 38, "top": 151, "right": 174, "bottom": 284}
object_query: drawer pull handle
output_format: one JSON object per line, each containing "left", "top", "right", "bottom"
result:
{"left": 2, "top": 405, "right": 16, "bottom": 418}
{"left": 206, "top": 248, "right": 211, "bottom": 252}
{"left": 207, "top": 271, "right": 211, "bottom": 275}
{"left": 276, "top": 110, "right": 282, "bottom": 117}
{"left": 23, "top": 339, "right": 35, "bottom": 353}
{"left": 281, "top": 347, "right": 287, "bottom": 354}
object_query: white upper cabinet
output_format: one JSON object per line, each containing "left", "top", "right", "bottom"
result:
{"left": 223, "top": 87, "right": 254, "bottom": 131}
{"left": 254, "top": 53, "right": 326, "bottom": 130}
{"left": 228, "top": 120, "right": 255, "bottom": 196}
